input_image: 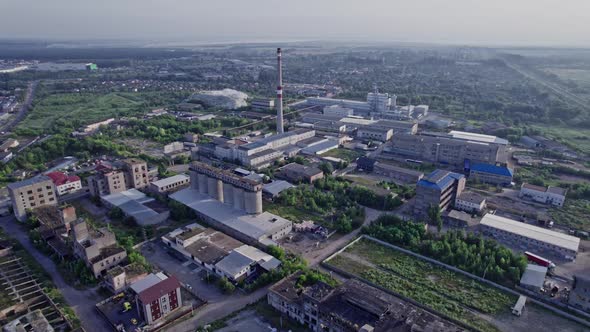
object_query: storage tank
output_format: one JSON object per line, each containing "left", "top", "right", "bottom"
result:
{"left": 207, "top": 176, "right": 218, "bottom": 200}
{"left": 223, "top": 182, "right": 234, "bottom": 206}
{"left": 215, "top": 179, "right": 223, "bottom": 202}
{"left": 233, "top": 186, "right": 245, "bottom": 211}
{"left": 244, "top": 190, "right": 263, "bottom": 214}
{"left": 190, "top": 170, "right": 199, "bottom": 190}
{"left": 197, "top": 173, "right": 208, "bottom": 194}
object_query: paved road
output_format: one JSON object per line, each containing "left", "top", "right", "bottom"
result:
{"left": 141, "top": 241, "right": 269, "bottom": 332}
{"left": 0, "top": 80, "right": 39, "bottom": 135}
{"left": 305, "top": 206, "right": 383, "bottom": 266}
{"left": 0, "top": 216, "right": 111, "bottom": 332}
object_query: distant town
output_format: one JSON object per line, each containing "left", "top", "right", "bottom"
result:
{"left": 0, "top": 40, "right": 588, "bottom": 332}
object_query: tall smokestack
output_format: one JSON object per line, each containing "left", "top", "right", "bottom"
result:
{"left": 276, "top": 48, "right": 284, "bottom": 134}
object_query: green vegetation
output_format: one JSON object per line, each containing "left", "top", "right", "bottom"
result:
{"left": 217, "top": 277, "right": 236, "bottom": 294}
{"left": 550, "top": 200, "right": 590, "bottom": 232}
{"left": 17, "top": 88, "right": 190, "bottom": 135}
{"left": 378, "top": 181, "right": 416, "bottom": 199}
{"left": 328, "top": 238, "right": 516, "bottom": 332}
{"left": 320, "top": 148, "right": 364, "bottom": 162}
{"left": 362, "top": 215, "right": 527, "bottom": 285}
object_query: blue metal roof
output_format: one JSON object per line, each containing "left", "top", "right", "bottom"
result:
{"left": 417, "top": 170, "right": 464, "bottom": 191}
{"left": 470, "top": 163, "right": 514, "bottom": 177}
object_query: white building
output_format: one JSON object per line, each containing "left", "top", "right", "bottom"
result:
{"left": 46, "top": 171, "right": 83, "bottom": 196}
{"left": 149, "top": 174, "right": 190, "bottom": 194}
{"left": 480, "top": 213, "right": 580, "bottom": 259}
{"left": 214, "top": 245, "right": 280, "bottom": 283}
{"left": 455, "top": 192, "right": 486, "bottom": 213}
{"left": 520, "top": 183, "right": 567, "bottom": 207}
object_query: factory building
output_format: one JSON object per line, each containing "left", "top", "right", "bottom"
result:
{"left": 306, "top": 97, "right": 371, "bottom": 113}
{"left": 130, "top": 273, "right": 182, "bottom": 325}
{"left": 469, "top": 163, "right": 514, "bottom": 186}
{"left": 356, "top": 126, "right": 393, "bottom": 142}
{"left": 8, "top": 176, "right": 58, "bottom": 222}
{"left": 520, "top": 183, "right": 567, "bottom": 207}
{"left": 323, "top": 105, "right": 354, "bottom": 117}
{"left": 385, "top": 131, "right": 508, "bottom": 166}
{"left": 87, "top": 164, "right": 128, "bottom": 197}
{"left": 414, "top": 170, "right": 465, "bottom": 218}
{"left": 170, "top": 162, "right": 292, "bottom": 247}
{"left": 480, "top": 213, "right": 579, "bottom": 259}
{"left": 46, "top": 171, "right": 82, "bottom": 196}
{"left": 190, "top": 161, "right": 263, "bottom": 214}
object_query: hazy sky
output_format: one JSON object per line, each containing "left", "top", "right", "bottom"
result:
{"left": 2, "top": 0, "right": 590, "bottom": 46}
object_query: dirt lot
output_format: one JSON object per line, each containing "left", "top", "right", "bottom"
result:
{"left": 216, "top": 310, "right": 270, "bottom": 332}
{"left": 491, "top": 303, "right": 588, "bottom": 332}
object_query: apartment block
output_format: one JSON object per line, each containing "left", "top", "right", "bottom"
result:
{"left": 8, "top": 176, "right": 58, "bottom": 222}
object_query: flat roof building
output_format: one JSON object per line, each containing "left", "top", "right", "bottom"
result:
{"left": 373, "top": 162, "right": 424, "bottom": 184}
{"left": 520, "top": 183, "right": 567, "bottom": 207}
{"left": 149, "top": 174, "right": 190, "bottom": 194}
{"left": 385, "top": 131, "right": 508, "bottom": 166}
{"left": 414, "top": 170, "right": 465, "bottom": 218}
{"left": 480, "top": 213, "right": 580, "bottom": 259}
{"left": 278, "top": 163, "right": 324, "bottom": 184}
{"left": 469, "top": 163, "right": 514, "bottom": 186}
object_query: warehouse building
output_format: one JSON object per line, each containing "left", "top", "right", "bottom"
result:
{"left": 149, "top": 174, "right": 190, "bottom": 194}
{"left": 469, "top": 163, "right": 514, "bottom": 186}
{"left": 480, "top": 213, "right": 580, "bottom": 259}
{"left": 356, "top": 126, "right": 393, "bottom": 142}
{"left": 414, "top": 170, "right": 465, "bottom": 218}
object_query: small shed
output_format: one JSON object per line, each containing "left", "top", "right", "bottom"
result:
{"left": 512, "top": 295, "right": 527, "bottom": 316}
{"left": 520, "top": 264, "right": 548, "bottom": 291}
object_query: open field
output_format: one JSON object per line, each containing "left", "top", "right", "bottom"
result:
{"left": 533, "top": 125, "right": 590, "bottom": 156}
{"left": 320, "top": 148, "right": 364, "bottom": 162}
{"left": 550, "top": 199, "right": 590, "bottom": 232}
{"left": 325, "top": 237, "right": 586, "bottom": 332}
{"left": 18, "top": 92, "right": 141, "bottom": 130}
{"left": 265, "top": 202, "right": 325, "bottom": 224}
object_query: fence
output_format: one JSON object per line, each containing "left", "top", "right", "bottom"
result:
{"left": 323, "top": 235, "right": 590, "bottom": 329}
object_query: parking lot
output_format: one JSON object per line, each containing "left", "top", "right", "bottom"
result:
{"left": 140, "top": 240, "right": 228, "bottom": 302}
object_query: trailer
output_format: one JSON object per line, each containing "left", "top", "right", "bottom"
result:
{"left": 525, "top": 251, "right": 555, "bottom": 269}
{"left": 511, "top": 295, "right": 527, "bottom": 316}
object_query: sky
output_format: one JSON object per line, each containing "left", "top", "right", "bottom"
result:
{"left": 2, "top": 0, "right": 590, "bottom": 47}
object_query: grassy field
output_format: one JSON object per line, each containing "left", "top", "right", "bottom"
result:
{"left": 265, "top": 202, "right": 326, "bottom": 224}
{"left": 320, "top": 148, "right": 364, "bottom": 162}
{"left": 550, "top": 199, "right": 590, "bottom": 232}
{"left": 19, "top": 92, "right": 142, "bottom": 130}
{"left": 533, "top": 125, "right": 590, "bottom": 156}
{"left": 326, "top": 238, "right": 517, "bottom": 332}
